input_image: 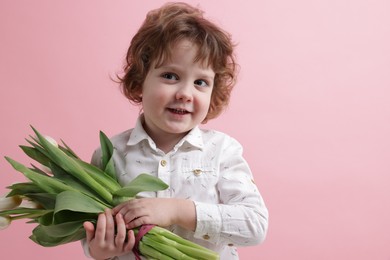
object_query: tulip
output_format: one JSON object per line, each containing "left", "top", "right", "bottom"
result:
{"left": 21, "top": 199, "right": 42, "bottom": 209}
{"left": 0, "top": 195, "right": 22, "bottom": 210}
{"left": 39, "top": 165, "right": 53, "bottom": 175}
{"left": 0, "top": 216, "right": 11, "bottom": 230}
{"left": 1, "top": 127, "right": 219, "bottom": 259}
{"left": 43, "top": 135, "right": 58, "bottom": 147}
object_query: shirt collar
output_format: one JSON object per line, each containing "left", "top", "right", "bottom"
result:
{"left": 126, "top": 114, "right": 204, "bottom": 151}
{"left": 126, "top": 114, "right": 153, "bottom": 147}
{"left": 175, "top": 126, "right": 204, "bottom": 151}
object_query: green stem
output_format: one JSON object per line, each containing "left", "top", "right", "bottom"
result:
{"left": 10, "top": 210, "right": 52, "bottom": 221}
{"left": 139, "top": 241, "right": 175, "bottom": 260}
{"left": 142, "top": 235, "right": 196, "bottom": 260}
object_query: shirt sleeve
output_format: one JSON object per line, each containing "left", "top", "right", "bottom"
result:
{"left": 90, "top": 148, "right": 103, "bottom": 168}
{"left": 81, "top": 239, "right": 92, "bottom": 258}
{"left": 193, "top": 137, "right": 268, "bottom": 247}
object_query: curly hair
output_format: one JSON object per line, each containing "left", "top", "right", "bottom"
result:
{"left": 118, "top": 2, "right": 237, "bottom": 122}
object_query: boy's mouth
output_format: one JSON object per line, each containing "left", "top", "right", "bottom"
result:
{"left": 168, "top": 108, "right": 190, "bottom": 115}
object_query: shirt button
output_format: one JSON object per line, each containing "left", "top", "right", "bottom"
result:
{"left": 160, "top": 160, "right": 167, "bottom": 167}
{"left": 193, "top": 169, "right": 202, "bottom": 176}
{"left": 202, "top": 234, "right": 210, "bottom": 240}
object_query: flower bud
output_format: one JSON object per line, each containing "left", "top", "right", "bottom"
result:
{"left": 40, "top": 165, "right": 53, "bottom": 175}
{"left": 22, "top": 199, "right": 42, "bottom": 209}
{"left": 43, "top": 135, "right": 58, "bottom": 147}
{"left": 0, "top": 195, "right": 22, "bottom": 210}
{"left": 0, "top": 216, "right": 11, "bottom": 230}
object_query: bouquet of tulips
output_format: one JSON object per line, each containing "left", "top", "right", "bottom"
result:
{"left": 0, "top": 126, "right": 219, "bottom": 260}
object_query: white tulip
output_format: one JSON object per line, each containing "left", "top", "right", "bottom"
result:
{"left": 0, "top": 195, "right": 22, "bottom": 210}
{"left": 43, "top": 135, "right": 58, "bottom": 147}
{"left": 0, "top": 216, "right": 11, "bottom": 230}
{"left": 22, "top": 199, "right": 41, "bottom": 209}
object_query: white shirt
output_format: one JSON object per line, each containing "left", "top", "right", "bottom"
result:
{"left": 84, "top": 115, "right": 268, "bottom": 259}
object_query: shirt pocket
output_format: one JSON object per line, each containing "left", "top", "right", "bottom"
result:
{"left": 181, "top": 160, "right": 218, "bottom": 190}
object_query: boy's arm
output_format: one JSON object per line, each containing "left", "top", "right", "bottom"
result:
{"left": 193, "top": 137, "right": 269, "bottom": 246}
{"left": 112, "top": 198, "right": 196, "bottom": 231}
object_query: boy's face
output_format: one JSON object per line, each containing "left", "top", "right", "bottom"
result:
{"left": 141, "top": 39, "right": 215, "bottom": 141}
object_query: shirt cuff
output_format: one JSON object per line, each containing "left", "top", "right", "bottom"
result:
{"left": 193, "top": 201, "right": 222, "bottom": 244}
{"left": 81, "top": 239, "right": 92, "bottom": 258}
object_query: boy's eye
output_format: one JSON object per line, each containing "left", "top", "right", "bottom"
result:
{"left": 194, "top": 79, "right": 209, "bottom": 87}
{"left": 161, "top": 73, "right": 178, "bottom": 80}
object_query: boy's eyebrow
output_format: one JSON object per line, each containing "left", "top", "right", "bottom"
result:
{"left": 158, "top": 64, "right": 215, "bottom": 79}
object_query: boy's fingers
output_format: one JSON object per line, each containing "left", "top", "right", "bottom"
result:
{"left": 104, "top": 208, "right": 115, "bottom": 242}
{"left": 123, "top": 229, "right": 135, "bottom": 252}
{"left": 94, "top": 213, "right": 107, "bottom": 242}
{"left": 83, "top": 221, "right": 95, "bottom": 243}
{"left": 114, "top": 213, "right": 126, "bottom": 247}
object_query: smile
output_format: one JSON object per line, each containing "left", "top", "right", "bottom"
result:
{"left": 168, "top": 108, "right": 190, "bottom": 115}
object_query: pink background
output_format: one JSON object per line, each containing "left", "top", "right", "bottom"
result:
{"left": 1, "top": 0, "right": 389, "bottom": 259}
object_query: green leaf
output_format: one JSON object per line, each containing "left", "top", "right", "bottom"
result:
{"left": 24, "top": 193, "right": 57, "bottom": 209}
{"left": 30, "top": 127, "right": 114, "bottom": 204}
{"left": 53, "top": 191, "right": 107, "bottom": 224}
{"left": 104, "top": 157, "right": 116, "bottom": 181}
{"left": 30, "top": 224, "right": 86, "bottom": 247}
{"left": 54, "top": 211, "right": 98, "bottom": 225}
{"left": 5, "top": 157, "right": 77, "bottom": 194}
{"left": 6, "top": 182, "right": 45, "bottom": 196}
{"left": 59, "top": 139, "right": 80, "bottom": 159}
{"left": 25, "top": 138, "right": 50, "bottom": 160}
{"left": 54, "top": 191, "right": 107, "bottom": 215}
{"left": 0, "top": 207, "right": 50, "bottom": 217}
{"left": 49, "top": 162, "right": 102, "bottom": 200}
{"left": 99, "top": 131, "right": 113, "bottom": 168}
{"left": 30, "top": 164, "right": 51, "bottom": 176}
{"left": 37, "top": 211, "right": 54, "bottom": 225}
{"left": 74, "top": 159, "right": 121, "bottom": 193}
{"left": 99, "top": 131, "right": 117, "bottom": 181}
{"left": 20, "top": 145, "right": 51, "bottom": 167}
{"left": 114, "top": 173, "right": 169, "bottom": 197}
{"left": 37, "top": 220, "right": 86, "bottom": 238}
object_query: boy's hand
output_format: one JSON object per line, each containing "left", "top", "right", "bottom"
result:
{"left": 112, "top": 198, "right": 196, "bottom": 231}
{"left": 83, "top": 208, "right": 135, "bottom": 260}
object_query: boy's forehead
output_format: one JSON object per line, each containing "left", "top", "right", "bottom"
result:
{"left": 155, "top": 54, "right": 212, "bottom": 70}
{"left": 155, "top": 40, "right": 212, "bottom": 68}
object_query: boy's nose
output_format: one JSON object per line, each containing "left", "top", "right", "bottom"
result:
{"left": 175, "top": 83, "right": 193, "bottom": 102}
